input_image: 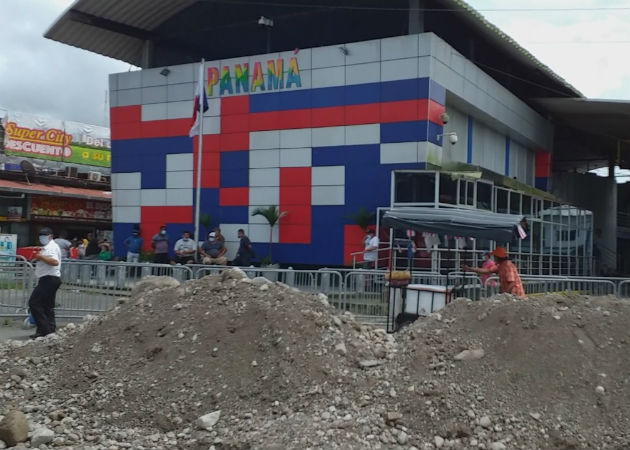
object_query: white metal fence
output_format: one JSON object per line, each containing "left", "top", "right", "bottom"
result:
{"left": 1, "top": 259, "right": 628, "bottom": 325}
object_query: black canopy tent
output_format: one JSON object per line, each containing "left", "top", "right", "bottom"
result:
{"left": 381, "top": 207, "right": 524, "bottom": 242}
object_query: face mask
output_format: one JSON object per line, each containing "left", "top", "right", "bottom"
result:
{"left": 39, "top": 235, "right": 50, "bottom": 245}
{"left": 160, "top": 230, "right": 166, "bottom": 235}
{"left": 132, "top": 233, "right": 139, "bottom": 236}
{"left": 183, "top": 237, "right": 190, "bottom": 241}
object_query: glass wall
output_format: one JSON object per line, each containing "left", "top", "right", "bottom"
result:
{"left": 391, "top": 170, "right": 593, "bottom": 276}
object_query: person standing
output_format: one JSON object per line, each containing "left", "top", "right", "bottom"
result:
{"left": 362, "top": 228, "right": 379, "bottom": 269}
{"left": 84, "top": 232, "right": 100, "bottom": 260}
{"left": 123, "top": 229, "right": 143, "bottom": 263}
{"left": 54, "top": 233, "right": 72, "bottom": 259}
{"left": 463, "top": 246, "right": 525, "bottom": 297}
{"left": 478, "top": 251, "right": 498, "bottom": 287}
{"left": 151, "top": 225, "right": 170, "bottom": 264}
{"left": 232, "top": 229, "right": 254, "bottom": 266}
{"left": 28, "top": 227, "right": 62, "bottom": 338}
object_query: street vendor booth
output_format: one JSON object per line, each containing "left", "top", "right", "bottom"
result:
{"left": 381, "top": 207, "right": 523, "bottom": 332}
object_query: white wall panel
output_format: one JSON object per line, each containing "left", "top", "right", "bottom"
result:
{"left": 346, "top": 62, "right": 380, "bottom": 85}
{"left": 380, "top": 142, "right": 418, "bottom": 164}
{"left": 279, "top": 147, "right": 311, "bottom": 167}
{"left": 140, "top": 189, "right": 166, "bottom": 206}
{"left": 250, "top": 149, "right": 280, "bottom": 169}
{"left": 345, "top": 39, "right": 380, "bottom": 64}
{"left": 346, "top": 124, "right": 380, "bottom": 145}
{"left": 381, "top": 58, "right": 418, "bottom": 82}
{"left": 280, "top": 128, "right": 311, "bottom": 148}
{"left": 112, "top": 189, "right": 141, "bottom": 207}
{"left": 112, "top": 172, "right": 141, "bottom": 190}
{"left": 166, "top": 189, "right": 192, "bottom": 206}
{"left": 166, "top": 153, "right": 193, "bottom": 172}
{"left": 167, "top": 101, "right": 191, "bottom": 119}
{"left": 118, "top": 70, "right": 142, "bottom": 89}
{"left": 312, "top": 126, "right": 344, "bottom": 147}
{"left": 312, "top": 166, "right": 345, "bottom": 185}
{"left": 249, "top": 187, "right": 279, "bottom": 205}
{"left": 113, "top": 206, "right": 140, "bottom": 223}
{"left": 250, "top": 130, "right": 280, "bottom": 149}
{"left": 166, "top": 171, "right": 193, "bottom": 189}
{"left": 381, "top": 34, "right": 419, "bottom": 60}
{"left": 248, "top": 223, "right": 279, "bottom": 243}
{"left": 311, "top": 66, "right": 345, "bottom": 88}
{"left": 311, "top": 186, "right": 345, "bottom": 205}
{"left": 249, "top": 168, "right": 279, "bottom": 186}
{"left": 312, "top": 45, "right": 345, "bottom": 69}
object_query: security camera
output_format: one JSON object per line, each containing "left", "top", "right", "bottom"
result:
{"left": 448, "top": 133, "right": 458, "bottom": 145}
{"left": 439, "top": 112, "right": 449, "bottom": 124}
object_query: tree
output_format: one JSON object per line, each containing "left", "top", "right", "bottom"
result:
{"left": 345, "top": 207, "right": 375, "bottom": 232}
{"left": 199, "top": 213, "right": 212, "bottom": 238}
{"left": 251, "top": 205, "right": 287, "bottom": 265}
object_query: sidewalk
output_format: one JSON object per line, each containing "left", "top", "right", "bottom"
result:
{"left": 0, "top": 322, "right": 32, "bottom": 341}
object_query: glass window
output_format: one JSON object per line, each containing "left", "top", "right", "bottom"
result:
{"left": 522, "top": 195, "right": 531, "bottom": 215}
{"left": 394, "top": 172, "right": 436, "bottom": 203}
{"left": 510, "top": 192, "right": 521, "bottom": 215}
{"left": 496, "top": 188, "right": 508, "bottom": 214}
{"left": 476, "top": 182, "right": 492, "bottom": 210}
{"left": 466, "top": 182, "right": 474, "bottom": 206}
{"left": 458, "top": 180, "right": 466, "bottom": 205}
{"left": 439, "top": 173, "right": 457, "bottom": 205}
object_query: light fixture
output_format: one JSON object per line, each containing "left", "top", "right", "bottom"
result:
{"left": 338, "top": 46, "right": 349, "bottom": 55}
{"left": 258, "top": 16, "right": 274, "bottom": 27}
{"left": 437, "top": 132, "right": 458, "bottom": 145}
{"left": 160, "top": 68, "right": 171, "bottom": 77}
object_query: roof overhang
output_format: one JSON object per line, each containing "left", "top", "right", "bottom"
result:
{"left": 532, "top": 98, "right": 630, "bottom": 171}
{"left": 0, "top": 179, "right": 111, "bottom": 201}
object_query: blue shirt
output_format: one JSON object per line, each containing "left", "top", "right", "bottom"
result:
{"left": 124, "top": 235, "right": 143, "bottom": 253}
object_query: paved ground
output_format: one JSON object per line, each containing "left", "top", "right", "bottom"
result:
{"left": 0, "top": 320, "right": 34, "bottom": 341}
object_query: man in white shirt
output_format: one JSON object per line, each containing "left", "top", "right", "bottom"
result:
{"left": 363, "top": 228, "right": 380, "bottom": 269}
{"left": 28, "top": 227, "right": 62, "bottom": 338}
{"left": 54, "top": 234, "right": 72, "bottom": 259}
{"left": 173, "top": 230, "right": 197, "bottom": 264}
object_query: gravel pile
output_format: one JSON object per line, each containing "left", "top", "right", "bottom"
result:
{"left": 1, "top": 268, "right": 628, "bottom": 450}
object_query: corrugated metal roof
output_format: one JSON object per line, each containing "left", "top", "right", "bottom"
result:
{"left": 44, "top": 0, "right": 197, "bottom": 67}
{"left": 44, "top": 0, "right": 583, "bottom": 97}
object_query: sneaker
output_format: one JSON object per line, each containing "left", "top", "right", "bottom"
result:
{"left": 29, "top": 333, "right": 44, "bottom": 339}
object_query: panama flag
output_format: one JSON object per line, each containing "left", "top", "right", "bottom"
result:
{"left": 189, "top": 62, "right": 209, "bottom": 138}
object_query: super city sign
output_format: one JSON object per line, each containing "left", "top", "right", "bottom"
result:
{"left": 206, "top": 56, "right": 301, "bottom": 96}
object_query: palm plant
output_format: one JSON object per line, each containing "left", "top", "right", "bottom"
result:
{"left": 252, "top": 205, "right": 287, "bottom": 265}
{"left": 345, "top": 207, "right": 375, "bottom": 232}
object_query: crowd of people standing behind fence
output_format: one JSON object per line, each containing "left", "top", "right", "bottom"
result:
{"left": 51, "top": 232, "right": 114, "bottom": 261}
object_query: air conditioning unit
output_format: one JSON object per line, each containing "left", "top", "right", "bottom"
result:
{"left": 88, "top": 171, "right": 102, "bottom": 182}
{"left": 66, "top": 166, "right": 78, "bottom": 178}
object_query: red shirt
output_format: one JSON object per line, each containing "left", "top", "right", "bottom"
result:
{"left": 490, "top": 260, "right": 525, "bottom": 297}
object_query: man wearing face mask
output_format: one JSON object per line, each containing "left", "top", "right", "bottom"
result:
{"left": 123, "top": 227, "right": 143, "bottom": 263}
{"left": 28, "top": 227, "right": 62, "bottom": 338}
{"left": 173, "top": 230, "right": 197, "bottom": 265}
{"left": 151, "top": 225, "right": 170, "bottom": 264}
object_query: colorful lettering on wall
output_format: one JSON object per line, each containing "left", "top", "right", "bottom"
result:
{"left": 30, "top": 195, "right": 111, "bottom": 221}
{"left": 206, "top": 56, "right": 301, "bottom": 96}
{"left": 1, "top": 113, "right": 111, "bottom": 168}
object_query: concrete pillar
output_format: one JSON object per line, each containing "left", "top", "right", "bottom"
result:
{"left": 408, "top": 0, "right": 425, "bottom": 34}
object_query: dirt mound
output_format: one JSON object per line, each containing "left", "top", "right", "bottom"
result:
{"left": 0, "top": 272, "right": 628, "bottom": 450}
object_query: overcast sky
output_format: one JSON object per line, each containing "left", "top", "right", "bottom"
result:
{"left": 0, "top": 0, "right": 628, "bottom": 128}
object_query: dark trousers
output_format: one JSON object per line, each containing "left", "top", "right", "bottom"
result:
{"left": 232, "top": 253, "right": 251, "bottom": 267}
{"left": 153, "top": 253, "right": 170, "bottom": 264}
{"left": 28, "top": 275, "right": 61, "bottom": 336}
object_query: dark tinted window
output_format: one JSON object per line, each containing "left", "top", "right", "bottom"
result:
{"left": 496, "top": 189, "right": 508, "bottom": 214}
{"left": 476, "top": 182, "right": 492, "bottom": 210}
{"left": 439, "top": 174, "right": 457, "bottom": 205}
{"left": 394, "top": 172, "right": 436, "bottom": 203}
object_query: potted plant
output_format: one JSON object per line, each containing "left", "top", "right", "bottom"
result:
{"left": 346, "top": 207, "right": 376, "bottom": 232}
{"left": 251, "top": 205, "right": 287, "bottom": 268}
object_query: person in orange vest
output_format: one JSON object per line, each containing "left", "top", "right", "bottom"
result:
{"left": 463, "top": 246, "right": 525, "bottom": 297}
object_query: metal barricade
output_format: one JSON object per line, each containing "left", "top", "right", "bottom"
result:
{"left": 0, "top": 260, "right": 35, "bottom": 317}
{"left": 343, "top": 270, "right": 388, "bottom": 317}
{"left": 618, "top": 280, "right": 630, "bottom": 298}
{"left": 484, "top": 275, "right": 618, "bottom": 298}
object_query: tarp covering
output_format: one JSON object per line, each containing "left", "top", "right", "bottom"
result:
{"left": 382, "top": 207, "right": 523, "bottom": 242}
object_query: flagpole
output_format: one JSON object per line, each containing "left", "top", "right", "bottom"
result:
{"left": 194, "top": 59, "right": 205, "bottom": 262}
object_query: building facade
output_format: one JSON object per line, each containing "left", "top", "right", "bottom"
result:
{"left": 109, "top": 32, "right": 589, "bottom": 271}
